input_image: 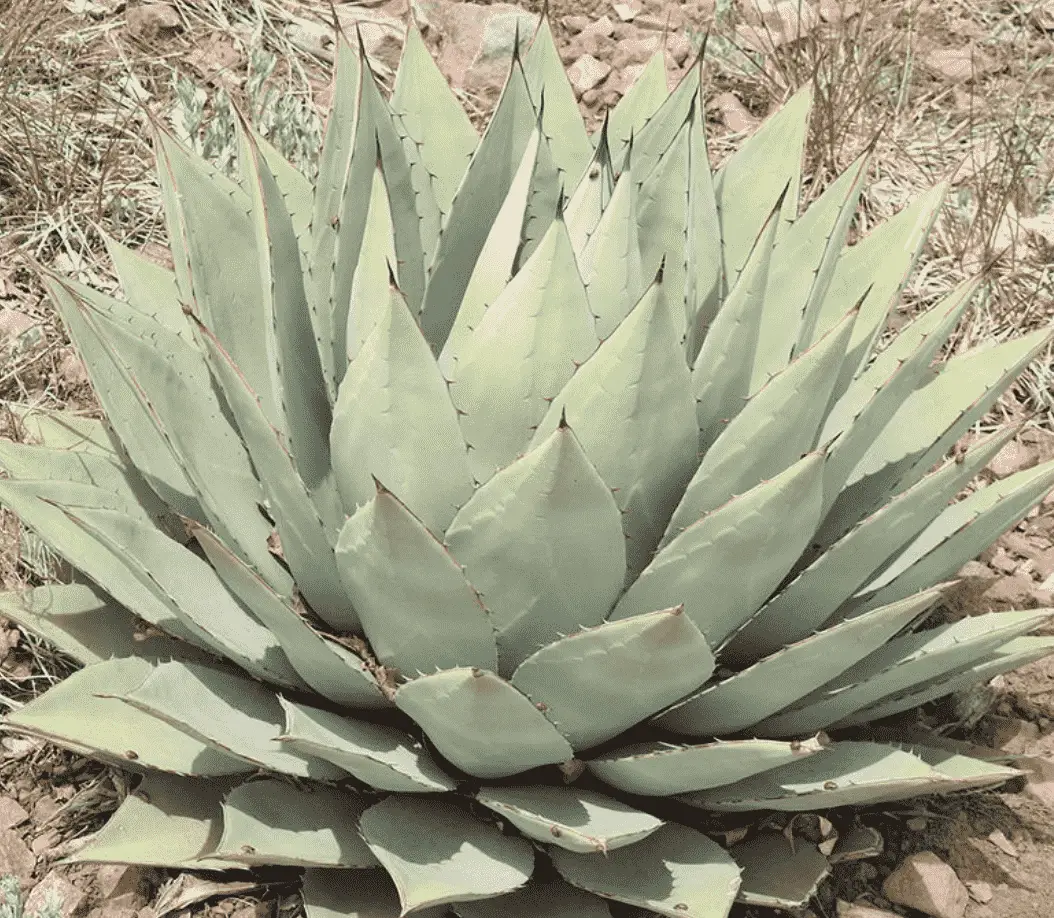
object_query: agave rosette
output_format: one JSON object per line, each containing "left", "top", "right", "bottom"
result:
{"left": 2, "top": 19, "right": 1053, "bottom": 918}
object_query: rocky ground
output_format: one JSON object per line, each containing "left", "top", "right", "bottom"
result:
{"left": 3, "top": 1, "right": 1054, "bottom": 917}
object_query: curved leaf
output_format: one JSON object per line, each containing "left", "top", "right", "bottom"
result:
{"left": 112, "top": 660, "right": 343, "bottom": 780}
{"left": 476, "top": 786, "right": 662, "bottom": 853}
{"left": 579, "top": 165, "right": 644, "bottom": 341}
{"left": 445, "top": 423, "right": 625, "bottom": 675}
{"left": 7, "top": 659, "right": 249, "bottom": 776}
{"left": 452, "top": 879, "right": 613, "bottom": 918}
{"left": 331, "top": 286, "right": 473, "bottom": 535}
{"left": 392, "top": 25, "right": 477, "bottom": 218}
{"left": 279, "top": 697, "right": 455, "bottom": 793}
{"left": 756, "top": 610, "right": 1052, "bottom": 736}
{"left": 395, "top": 667, "right": 574, "bottom": 779}
{"left": 215, "top": 779, "right": 377, "bottom": 867}
{"left": 359, "top": 796, "right": 535, "bottom": 914}
{"left": 510, "top": 608, "right": 715, "bottom": 751}
{"left": 194, "top": 319, "right": 356, "bottom": 630}
{"left": 193, "top": 525, "right": 383, "bottom": 708}
{"left": 657, "top": 590, "right": 940, "bottom": 736}
{"left": 690, "top": 742, "right": 1019, "bottom": 811}
{"left": 714, "top": 86, "right": 810, "bottom": 283}
{"left": 421, "top": 59, "right": 537, "bottom": 353}
{"left": 588, "top": 737, "right": 825, "bottom": 796}
{"left": 67, "top": 775, "right": 231, "bottom": 870}
{"left": 449, "top": 215, "right": 598, "bottom": 483}
{"left": 531, "top": 276, "right": 697, "bottom": 579}
{"left": 666, "top": 307, "right": 854, "bottom": 543}
{"left": 552, "top": 823, "right": 741, "bottom": 918}
{"left": 611, "top": 453, "right": 825, "bottom": 649}
{"left": 335, "top": 487, "right": 498, "bottom": 675}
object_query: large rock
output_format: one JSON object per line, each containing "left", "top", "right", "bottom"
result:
{"left": 882, "top": 852, "right": 968, "bottom": 918}
{"left": 24, "top": 872, "right": 86, "bottom": 918}
{"left": 414, "top": 1, "right": 538, "bottom": 89}
{"left": 0, "top": 828, "right": 36, "bottom": 882}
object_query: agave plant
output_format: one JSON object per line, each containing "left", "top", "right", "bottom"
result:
{"left": 2, "top": 20, "right": 1054, "bottom": 918}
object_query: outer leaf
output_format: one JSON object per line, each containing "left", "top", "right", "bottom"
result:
{"left": 279, "top": 697, "right": 456, "bottom": 793}
{"left": 665, "top": 308, "right": 854, "bottom": 543}
{"left": 0, "top": 439, "right": 175, "bottom": 530}
{"left": 514, "top": 127, "right": 562, "bottom": 275}
{"left": 421, "top": 59, "right": 537, "bottom": 353}
{"left": 445, "top": 423, "right": 624, "bottom": 675}
{"left": 756, "top": 610, "right": 1052, "bottom": 736}
{"left": 193, "top": 525, "right": 384, "bottom": 709}
{"left": 439, "top": 125, "right": 543, "bottom": 377}
{"left": 391, "top": 25, "right": 477, "bottom": 217}
{"left": 524, "top": 19, "right": 592, "bottom": 182}
{"left": 835, "top": 636, "right": 1054, "bottom": 727}
{"left": 452, "top": 880, "right": 613, "bottom": 918}
{"left": 692, "top": 189, "right": 784, "bottom": 448}
{"left": 7, "top": 659, "right": 249, "bottom": 776}
{"left": 689, "top": 742, "right": 1020, "bottom": 811}
{"left": 194, "top": 320, "right": 356, "bottom": 629}
{"left": 0, "top": 480, "right": 205, "bottom": 647}
{"left": 531, "top": 277, "right": 698, "bottom": 579}
{"left": 624, "top": 65, "right": 700, "bottom": 182}
{"left": 331, "top": 287, "right": 473, "bottom": 535}
{"left": 821, "top": 276, "right": 982, "bottom": 447}
{"left": 102, "top": 234, "right": 184, "bottom": 330}
{"left": 5, "top": 402, "right": 118, "bottom": 455}
{"left": 449, "top": 216, "right": 598, "bottom": 483}
{"left": 303, "top": 871, "right": 448, "bottom": 918}
{"left": 214, "top": 779, "right": 377, "bottom": 867}
{"left": 732, "top": 835, "right": 829, "bottom": 910}
{"left": 713, "top": 86, "right": 810, "bottom": 283}
{"left": 819, "top": 276, "right": 979, "bottom": 504}
{"left": 338, "top": 41, "right": 427, "bottom": 340}
{"left": 578, "top": 165, "right": 644, "bottom": 340}
{"left": 610, "top": 453, "right": 825, "bottom": 649}
{"left": 727, "top": 427, "right": 1015, "bottom": 661}
{"left": 551, "top": 823, "right": 741, "bottom": 918}
{"left": 42, "top": 274, "right": 200, "bottom": 518}
{"left": 359, "top": 796, "right": 535, "bottom": 915}
{"left": 656, "top": 590, "right": 940, "bottom": 736}
{"left": 394, "top": 668, "right": 574, "bottom": 779}
{"left": 814, "top": 183, "right": 947, "bottom": 393}
{"left": 0, "top": 583, "right": 203, "bottom": 667}
{"left": 62, "top": 506, "right": 304, "bottom": 690}
{"left": 588, "top": 737, "right": 826, "bottom": 795}
{"left": 847, "top": 328, "right": 1053, "bottom": 491}
{"left": 853, "top": 460, "right": 1054, "bottom": 614}
{"left": 62, "top": 286, "right": 290, "bottom": 594}
{"left": 251, "top": 129, "right": 314, "bottom": 274}
{"left": 510, "top": 608, "right": 715, "bottom": 751}
{"left": 335, "top": 487, "right": 498, "bottom": 675}
{"left": 66, "top": 775, "right": 231, "bottom": 870}
{"left": 476, "top": 786, "right": 662, "bottom": 854}
{"left": 112, "top": 660, "right": 344, "bottom": 780}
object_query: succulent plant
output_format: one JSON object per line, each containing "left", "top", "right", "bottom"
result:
{"left": 2, "top": 20, "right": 1054, "bottom": 918}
